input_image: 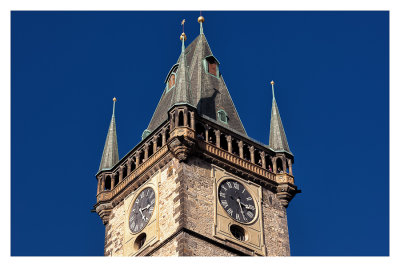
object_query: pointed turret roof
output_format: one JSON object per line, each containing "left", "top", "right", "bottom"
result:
{"left": 269, "top": 81, "right": 291, "bottom": 153}
{"left": 98, "top": 98, "right": 119, "bottom": 172}
{"left": 146, "top": 19, "right": 247, "bottom": 135}
{"left": 169, "top": 33, "right": 192, "bottom": 108}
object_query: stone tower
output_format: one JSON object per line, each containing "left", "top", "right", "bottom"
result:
{"left": 93, "top": 16, "right": 299, "bottom": 256}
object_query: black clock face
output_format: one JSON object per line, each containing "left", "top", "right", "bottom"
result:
{"left": 218, "top": 179, "right": 256, "bottom": 223}
{"left": 129, "top": 187, "right": 156, "bottom": 233}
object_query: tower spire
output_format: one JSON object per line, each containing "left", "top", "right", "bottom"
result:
{"left": 198, "top": 13, "right": 204, "bottom": 35}
{"left": 269, "top": 81, "right": 291, "bottom": 153}
{"left": 98, "top": 97, "right": 119, "bottom": 173}
{"left": 169, "top": 20, "right": 191, "bottom": 108}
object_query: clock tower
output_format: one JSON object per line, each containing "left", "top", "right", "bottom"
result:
{"left": 93, "top": 16, "right": 299, "bottom": 256}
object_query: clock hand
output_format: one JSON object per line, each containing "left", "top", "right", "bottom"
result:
{"left": 141, "top": 204, "right": 151, "bottom": 210}
{"left": 139, "top": 208, "right": 146, "bottom": 221}
{"left": 236, "top": 198, "right": 247, "bottom": 222}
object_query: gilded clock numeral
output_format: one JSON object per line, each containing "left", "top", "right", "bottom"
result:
{"left": 140, "top": 192, "right": 144, "bottom": 198}
{"left": 219, "top": 192, "right": 226, "bottom": 198}
{"left": 247, "top": 205, "right": 255, "bottom": 210}
{"left": 221, "top": 185, "right": 227, "bottom": 191}
{"left": 135, "top": 199, "right": 139, "bottom": 204}
{"left": 233, "top": 182, "right": 239, "bottom": 190}
{"left": 150, "top": 198, "right": 155, "bottom": 205}
{"left": 242, "top": 188, "right": 246, "bottom": 194}
{"left": 149, "top": 207, "right": 154, "bottom": 213}
{"left": 227, "top": 208, "right": 233, "bottom": 216}
{"left": 226, "top": 182, "right": 232, "bottom": 188}
{"left": 221, "top": 199, "right": 228, "bottom": 208}
{"left": 134, "top": 225, "right": 139, "bottom": 232}
{"left": 246, "top": 196, "right": 252, "bottom": 201}
{"left": 236, "top": 213, "right": 240, "bottom": 220}
{"left": 247, "top": 211, "right": 254, "bottom": 218}
{"left": 146, "top": 190, "right": 149, "bottom": 196}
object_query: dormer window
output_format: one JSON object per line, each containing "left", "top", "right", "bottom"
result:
{"left": 168, "top": 74, "right": 176, "bottom": 89}
{"left": 165, "top": 64, "right": 179, "bottom": 92}
{"left": 218, "top": 109, "right": 228, "bottom": 124}
{"left": 203, "top": 56, "right": 220, "bottom": 78}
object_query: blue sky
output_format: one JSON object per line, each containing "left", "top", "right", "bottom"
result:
{"left": 11, "top": 11, "right": 389, "bottom": 256}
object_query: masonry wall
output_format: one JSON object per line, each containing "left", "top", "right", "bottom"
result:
{"left": 103, "top": 155, "right": 290, "bottom": 256}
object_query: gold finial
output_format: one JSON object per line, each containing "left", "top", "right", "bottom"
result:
{"left": 198, "top": 16, "right": 204, "bottom": 23}
{"left": 180, "top": 32, "right": 187, "bottom": 41}
{"left": 270, "top": 80, "right": 275, "bottom": 85}
{"left": 181, "top": 19, "right": 186, "bottom": 27}
{"left": 113, "top": 97, "right": 117, "bottom": 102}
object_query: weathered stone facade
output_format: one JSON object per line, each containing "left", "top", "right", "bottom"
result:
{"left": 101, "top": 156, "right": 291, "bottom": 256}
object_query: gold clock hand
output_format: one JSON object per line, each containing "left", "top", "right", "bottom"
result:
{"left": 236, "top": 198, "right": 247, "bottom": 222}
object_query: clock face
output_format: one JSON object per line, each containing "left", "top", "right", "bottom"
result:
{"left": 129, "top": 187, "right": 156, "bottom": 233}
{"left": 218, "top": 179, "right": 256, "bottom": 223}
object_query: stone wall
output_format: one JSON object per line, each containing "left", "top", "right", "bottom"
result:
{"left": 262, "top": 189, "right": 291, "bottom": 256}
{"left": 103, "top": 155, "right": 291, "bottom": 256}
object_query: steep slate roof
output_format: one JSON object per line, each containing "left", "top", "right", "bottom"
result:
{"left": 146, "top": 33, "right": 247, "bottom": 135}
{"left": 269, "top": 84, "right": 291, "bottom": 154}
{"left": 98, "top": 101, "right": 119, "bottom": 172}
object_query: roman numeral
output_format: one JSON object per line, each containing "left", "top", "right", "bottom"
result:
{"left": 134, "top": 225, "right": 139, "bottom": 231}
{"left": 150, "top": 198, "right": 155, "bottom": 205}
{"left": 236, "top": 213, "right": 240, "bottom": 220}
{"left": 219, "top": 192, "right": 226, "bottom": 198}
{"left": 135, "top": 199, "right": 139, "bottom": 204}
{"left": 149, "top": 207, "right": 154, "bottom": 213}
{"left": 246, "top": 197, "right": 252, "bottom": 201}
{"left": 242, "top": 189, "right": 246, "bottom": 194}
{"left": 226, "top": 182, "right": 232, "bottom": 188}
{"left": 247, "top": 211, "right": 254, "bottom": 218}
{"left": 233, "top": 182, "right": 239, "bottom": 190}
{"left": 227, "top": 208, "right": 233, "bottom": 216}
{"left": 221, "top": 185, "right": 227, "bottom": 191}
{"left": 221, "top": 200, "right": 228, "bottom": 208}
{"left": 146, "top": 190, "right": 149, "bottom": 196}
{"left": 140, "top": 192, "right": 144, "bottom": 198}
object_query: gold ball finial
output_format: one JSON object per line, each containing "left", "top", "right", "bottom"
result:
{"left": 270, "top": 80, "right": 275, "bottom": 85}
{"left": 113, "top": 97, "right": 117, "bottom": 102}
{"left": 198, "top": 16, "right": 204, "bottom": 23}
{"left": 180, "top": 32, "right": 187, "bottom": 41}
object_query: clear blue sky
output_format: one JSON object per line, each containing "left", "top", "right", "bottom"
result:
{"left": 11, "top": 11, "right": 389, "bottom": 256}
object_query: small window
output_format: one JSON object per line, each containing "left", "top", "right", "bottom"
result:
{"left": 166, "top": 65, "right": 178, "bottom": 92}
{"left": 203, "top": 56, "right": 220, "bottom": 78}
{"left": 208, "top": 58, "right": 217, "bottom": 76}
{"left": 168, "top": 74, "right": 176, "bottom": 89}
{"left": 217, "top": 110, "right": 228, "bottom": 124}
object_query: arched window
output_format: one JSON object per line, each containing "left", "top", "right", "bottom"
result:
{"left": 168, "top": 74, "right": 176, "bottom": 89}
{"left": 130, "top": 160, "right": 136, "bottom": 172}
{"left": 255, "top": 149, "right": 262, "bottom": 166}
{"left": 148, "top": 141, "right": 154, "bottom": 157}
{"left": 276, "top": 158, "right": 284, "bottom": 173}
{"left": 196, "top": 122, "right": 206, "bottom": 140}
{"left": 122, "top": 166, "right": 127, "bottom": 179}
{"left": 232, "top": 139, "right": 239, "bottom": 155}
{"left": 243, "top": 144, "right": 250, "bottom": 161}
{"left": 156, "top": 134, "right": 162, "bottom": 148}
{"left": 220, "top": 133, "right": 228, "bottom": 150}
{"left": 266, "top": 156, "right": 273, "bottom": 172}
{"left": 166, "top": 65, "right": 178, "bottom": 92}
{"left": 105, "top": 176, "right": 111, "bottom": 190}
{"left": 178, "top": 111, "right": 184, "bottom": 127}
{"left": 114, "top": 175, "right": 119, "bottom": 186}
{"left": 217, "top": 110, "right": 228, "bottom": 124}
